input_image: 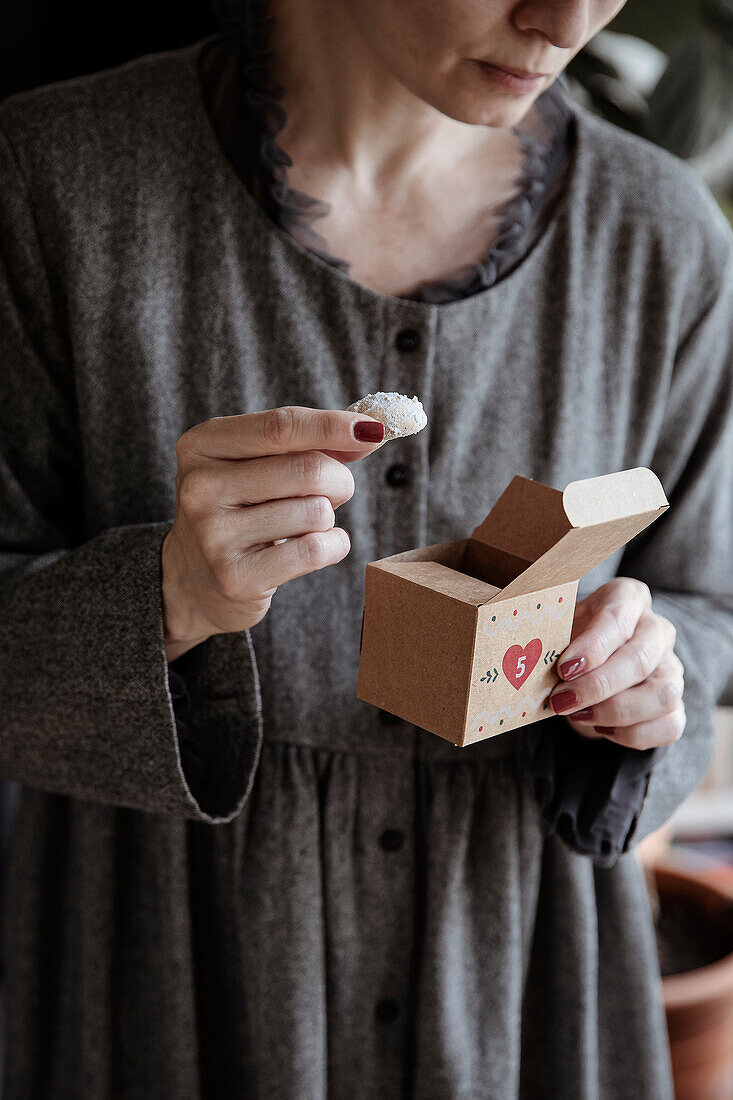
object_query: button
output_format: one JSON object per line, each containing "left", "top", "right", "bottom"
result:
{"left": 385, "top": 463, "right": 411, "bottom": 488}
{"left": 378, "top": 708, "right": 404, "bottom": 726}
{"left": 394, "top": 327, "right": 421, "bottom": 353}
{"left": 379, "top": 829, "right": 404, "bottom": 852}
{"left": 375, "top": 999, "right": 400, "bottom": 1024}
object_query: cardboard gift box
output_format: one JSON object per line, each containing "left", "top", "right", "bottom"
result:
{"left": 356, "top": 468, "right": 669, "bottom": 746}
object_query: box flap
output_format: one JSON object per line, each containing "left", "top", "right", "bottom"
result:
{"left": 464, "top": 476, "right": 568, "bottom": 588}
{"left": 562, "top": 467, "right": 668, "bottom": 526}
{"left": 377, "top": 560, "right": 502, "bottom": 606}
{"left": 466, "top": 468, "right": 668, "bottom": 602}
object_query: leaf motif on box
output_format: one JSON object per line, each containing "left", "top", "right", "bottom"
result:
{"left": 502, "top": 639, "right": 543, "bottom": 690}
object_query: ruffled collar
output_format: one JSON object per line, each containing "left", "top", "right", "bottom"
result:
{"left": 199, "top": 10, "right": 575, "bottom": 302}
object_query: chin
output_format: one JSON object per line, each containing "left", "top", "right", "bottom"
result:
{"left": 405, "top": 63, "right": 549, "bottom": 129}
{"left": 427, "top": 85, "right": 540, "bottom": 129}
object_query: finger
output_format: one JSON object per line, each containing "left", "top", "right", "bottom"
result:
{"left": 204, "top": 495, "right": 336, "bottom": 553}
{"left": 549, "top": 609, "right": 673, "bottom": 715}
{"left": 320, "top": 447, "right": 388, "bottom": 464}
{"left": 180, "top": 450, "right": 355, "bottom": 512}
{"left": 594, "top": 703, "right": 687, "bottom": 750}
{"left": 182, "top": 406, "right": 387, "bottom": 461}
{"left": 245, "top": 527, "right": 351, "bottom": 589}
{"left": 555, "top": 578, "right": 652, "bottom": 682}
{"left": 565, "top": 594, "right": 596, "bottom": 644}
{"left": 563, "top": 663, "right": 684, "bottom": 728}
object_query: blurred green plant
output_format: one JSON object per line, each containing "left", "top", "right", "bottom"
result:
{"left": 609, "top": 0, "right": 701, "bottom": 49}
{"left": 565, "top": 0, "right": 733, "bottom": 213}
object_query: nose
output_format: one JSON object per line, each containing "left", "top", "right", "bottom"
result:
{"left": 512, "top": 0, "right": 591, "bottom": 51}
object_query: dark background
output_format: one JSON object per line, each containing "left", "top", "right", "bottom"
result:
{"left": 0, "top": 1, "right": 218, "bottom": 101}
{"left": 0, "top": 0, "right": 702, "bottom": 102}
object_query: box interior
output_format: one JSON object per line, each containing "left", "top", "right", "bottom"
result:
{"left": 375, "top": 539, "right": 505, "bottom": 606}
{"left": 373, "top": 469, "right": 670, "bottom": 608}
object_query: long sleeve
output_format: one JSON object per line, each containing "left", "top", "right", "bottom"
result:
{"left": 518, "top": 185, "right": 733, "bottom": 867}
{"left": 0, "top": 120, "right": 263, "bottom": 822}
{"left": 615, "top": 218, "right": 733, "bottom": 852}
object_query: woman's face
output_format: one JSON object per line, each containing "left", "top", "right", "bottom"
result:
{"left": 342, "top": 0, "right": 629, "bottom": 127}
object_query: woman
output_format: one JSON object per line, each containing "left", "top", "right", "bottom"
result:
{"left": 0, "top": 0, "right": 731, "bottom": 1096}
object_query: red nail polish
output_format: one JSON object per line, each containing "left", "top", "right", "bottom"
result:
{"left": 551, "top": 690, "right": 578, "bottom": 713}
{"left": 570, "top": 707, "right": 594, "bottom": 720}
{"left": 560, "top": 656, "right": 586, "bottom": 680}
{"left": 354, "top": 420, "right": 385, "bottom": 443}
{"left": 595, "top": 726, "right": 615, "bottom": 735}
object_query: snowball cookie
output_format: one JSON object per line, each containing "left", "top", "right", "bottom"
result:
{"left": 347, "top": 391, "right": 428, "bottom": 442}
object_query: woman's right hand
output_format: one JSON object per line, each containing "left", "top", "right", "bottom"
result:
{"left": 161, "top": 405, "right": 386, "bottom": 661}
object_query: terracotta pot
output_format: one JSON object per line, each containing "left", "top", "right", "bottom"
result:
{"left": 653, "top": 866, "right": 733, "bottom": 1100}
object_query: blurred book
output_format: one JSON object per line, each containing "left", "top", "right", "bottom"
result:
{"left": 667, "top": 707, "right": 733, "bottom": 845}
{"left": 698, "top": 706, "right": 733, "bottom": 792}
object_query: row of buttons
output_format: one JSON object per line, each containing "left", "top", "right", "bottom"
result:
{"left": 379, "top": 327, "right": 412, "bottom": 1024}
{"left": 388, "top": 331, "right": 417, "bottom": 486}
{"left": 386, "top": 329, "right": 419, "bottom": 490}
{"left": 370, "top": 329, "right": 417, "bottom": 1030}
{"left": 378, "top": 331, "right": 413, "bottom": 865}
{"left": 377, "top": 327, "right": 414, "bottom": 880}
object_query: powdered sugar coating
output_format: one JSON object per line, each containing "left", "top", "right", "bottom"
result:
{"left": 347, "top": 391, "right": 428, "bottom": 441}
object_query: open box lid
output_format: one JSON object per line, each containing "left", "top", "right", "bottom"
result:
{"left": 464, "top": 468, "right": 669, "bottom": 603}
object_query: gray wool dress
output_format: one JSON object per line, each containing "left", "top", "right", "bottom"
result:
{"left": 1, "top": 38, "right": 733, "bottom": 1100}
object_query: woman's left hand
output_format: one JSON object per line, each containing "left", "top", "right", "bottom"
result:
{"left": 548, "top": 577, "right": 686, "bottom": 749}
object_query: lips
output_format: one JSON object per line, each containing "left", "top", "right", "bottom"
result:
{"left": 481, "top": 61, "right": 551, "bottom": 79}
{"left": 474, "top": 60, "right": 550, "bottom": 95}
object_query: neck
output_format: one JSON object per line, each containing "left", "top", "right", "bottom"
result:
{"left": 266, "top": 0, "right": 512, "bottom": 198}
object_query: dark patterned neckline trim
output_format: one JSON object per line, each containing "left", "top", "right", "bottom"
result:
{"left": 215, "top": 13, "right": 574, "bottom": 302}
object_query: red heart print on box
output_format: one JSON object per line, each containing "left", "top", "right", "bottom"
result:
{"left": 502, "top": 639, "right": 543, "bottom": 690}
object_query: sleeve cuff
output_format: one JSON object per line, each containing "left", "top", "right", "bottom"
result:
{"left": 0, "top": 520, "right": 263, "bottom": 821}
{"left": 160, "top": 617, "right": 264, "bottom": 823}
{"left": 516, "top": 716, "right": 668, "bottom": 868}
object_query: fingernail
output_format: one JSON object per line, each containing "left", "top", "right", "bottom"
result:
{"left": 354, "top": 420, "right": 385, "bottom": 443}
{"left": 595, "top": 726, "right": 615, "bottom": 735}
{"left": 551, "top": 690, "right": 578, "bottom": 713}
{"left": 559, "top": 656, "right": 587, "bottom": 680}
{"left": 570, "top": 706, "right": 594, "bottom": 720}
